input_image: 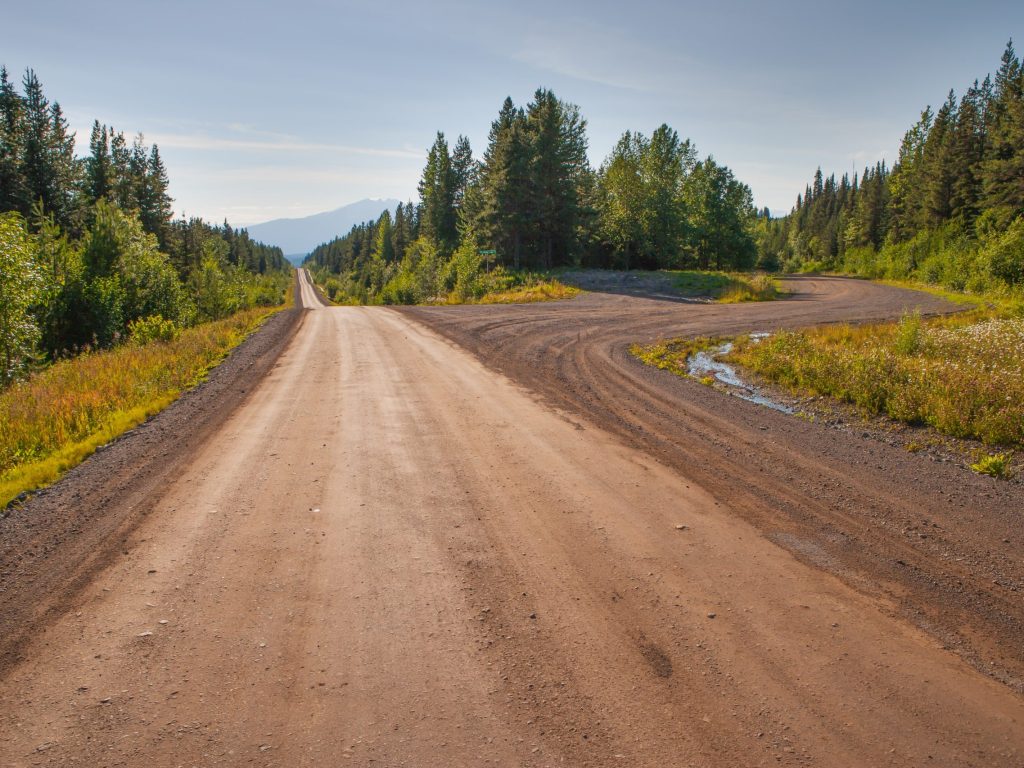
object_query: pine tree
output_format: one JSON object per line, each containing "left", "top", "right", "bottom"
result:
{"left": 0, "top": 67, "right": 27, "bottom": 214}
{"left": 524, "top": 88, "right": 588, "bottom": 268}
{"left": 85, "top": 121, "right": 112, "bottom": 203}
{"left": 391, "top": 202, "right": 408, "bottom": 261}
{"left": 19, "top": 70, "right": 77, "bottom": 227}
{"left": 983, "top": 40, "right": 1024, "bottom": 222}
{"left": 140, "top": 144, "right": 173, "bottom": 245}
{"left": 417, "top": 132, "right": 458, "bottom": 254}
{"left": 478, "top": 97, "right": 531, "bottom": 269}
{"left": 949, "top": 82, "right": 986, "bottom": 225}
{"left": 451, "top": 135, "right": 475, "bottom": 213}
{"left": 373, "top": 209, "right": 394, "bottom": 263}
{"left": 887, "top": 108, "right": 932, "bottom": 242}
{"left": 921, "top": 90, "right": 959, "bottom": 227}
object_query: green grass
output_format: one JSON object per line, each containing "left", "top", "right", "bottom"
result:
{"left": 727, "top": 310, "right": 1024, "bottom": 449}
{"left": 629, "top": 336, "right": 725, "bottom": 378}
{"left": 313, "top": 267, "right": 580, "bottom": 306}
{"left": 0, "top": 303, "right": 286, "bottom": 509}
{"left": 970, "top": 451, "right": 1015, "bottom": 479}
{"left": 670, "top": 271, "right": 782, "bottom": 302}
{"left": 474, "top": 279, "right": 580, "bottom": 304}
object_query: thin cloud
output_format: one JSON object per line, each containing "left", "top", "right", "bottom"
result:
{"left": 151, "top": 132, "right": 422, "bottom": 159}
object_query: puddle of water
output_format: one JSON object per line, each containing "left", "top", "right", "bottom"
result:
{"left": 687, "top": 336, "right": 794, "bottom": 414}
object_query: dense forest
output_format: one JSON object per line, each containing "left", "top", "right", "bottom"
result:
{"left": 306, "top": 88, "right": 759, "bottom": 304}
{"left": 759, "top": 41, "right": 1024, "bottom": 294}
{"left": 0, "top": 68, "right": 289, "bottom": 384}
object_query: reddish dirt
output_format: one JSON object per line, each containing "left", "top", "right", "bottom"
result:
{"left": 404, "top": 276, "right": 1024, "bottom": 693}
{"left": 0, "top": 272, "right": 1021, "bottom": 767}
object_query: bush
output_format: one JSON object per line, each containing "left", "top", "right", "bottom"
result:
{"left": 128, "top": 314, "right": 180, "bottom": 345}
{"left": 985, "top": 217, "right": 1024, "bottom": 286}
{"left": 970, "top": 451, "right": 1015, "bottom": 479}
{"left": 729, "top": 314, "right": 1024, "bottom": 447}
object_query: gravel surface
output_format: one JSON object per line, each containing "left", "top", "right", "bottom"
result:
{"left": 1, "top": 273, "right": 1021, "bottom": 767}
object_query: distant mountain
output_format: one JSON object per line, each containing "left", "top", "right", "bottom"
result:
{"left": 244, "top": 198, "right": 402, "bottom": 257}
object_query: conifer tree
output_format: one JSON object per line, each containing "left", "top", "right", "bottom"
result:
{"left": 0, "top": 67, "right": 27, "bottom": 214}
{"left": 85, "top": 121, "right": 112, "bottom": 203}
{"left": 983, "top": 40, "right": 1024, "bottom": 222}
{"left": 417, "top": 132, "right": 458, "bottom": 255}
{"left": 140, "top": 144, "right": 173, "bottom": 245}
{"left": 921, "top": 90, "right": 959, "bottom": 227}
{"left": 524, "top": 88, "right": 588, "bottom": 268}
{"left": 478, "top": 97, "right": 531, "bottom": 269}
{"left": 451, "top": 135, "right": 475, "bottom": 213}
{"left": 19, "top": 70, "right": 77, "bottom": 227}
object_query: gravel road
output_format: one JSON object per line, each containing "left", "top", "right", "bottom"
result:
{"left": 0, "top": 271, "right": 1020, "bottom": 767}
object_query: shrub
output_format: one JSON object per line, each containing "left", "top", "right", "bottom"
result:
{"left": 970, "top": 451, "right": 1015, "bottom": 479}
{"left": 128, "top": 315, "right": 180, "bottom": 345}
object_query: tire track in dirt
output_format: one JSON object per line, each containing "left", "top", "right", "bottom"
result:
{"left": 404, "top": 276, "right": 1024, "bottom": 693}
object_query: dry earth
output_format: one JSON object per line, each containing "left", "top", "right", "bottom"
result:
{"left": 0, "top": 271, "right": 1021, "bottom": 767}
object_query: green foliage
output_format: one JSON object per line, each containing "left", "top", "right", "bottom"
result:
{"left": 0, "top": 212, "right": 44, "bottom": 384}
{"left": 308, "top": 89, "right": 760, "bottom": 297}
{"left": 894, "top": 310, "right": 923, "bottom": 355}
{"left": 128, "top": 314, "right": 179, "bottom": 344}
{"left": 0, "top": 67, "right": 291, "bottom": 385}
{"left": 760, "top": 41, "right": 1024, "bottom": 300}
{"left": 984, "top": 216, "right": 1024, "bottom": 285}
{"left": 969, "top": 451, "right": 1015, "bottom": 479}
{"left": 668, "top": 270, "right": 780, "bottom": 302}
{"left": 730, "top": 313, "right": 1024, "bottom": 447}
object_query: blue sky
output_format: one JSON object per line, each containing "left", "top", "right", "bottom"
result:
{"left": 5, "top": 0, "right": 1023, "bottom": 224}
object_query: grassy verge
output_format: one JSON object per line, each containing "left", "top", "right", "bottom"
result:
{"left": 671, "top": 271, "right": 782, "bottom": 302}
{"left": 467, "top": 278, "right": 579, "bottom": 304}
{"left": 630, "top": 337, "right": 724, "bottom": 378}
{"left": 0, "top": 303, "right": 286, "bottom": 509}
{"left": 313, "top": 268, "right": 580, "bottom": 306}
{"left": 727, "top": 310, "right": 1024, "bottom": 451}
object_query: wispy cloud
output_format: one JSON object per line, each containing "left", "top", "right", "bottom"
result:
{"left": 507, "top": 21, "right": 696, "bottom": 94}
{"left": 150, "top": 131, "right": 422, "bottom": 159}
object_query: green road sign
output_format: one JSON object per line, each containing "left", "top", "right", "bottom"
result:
{"left": 478, "top": 249, "right": 497, "bottom": 255}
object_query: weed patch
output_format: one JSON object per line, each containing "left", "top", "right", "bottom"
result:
{"left": 0, "top": 305, "right": 282, "bottom": 507}
{"left": 970, "top": 451, "right": 1015, "bottom": 479}
{"left": 728, "top": 311, "right": 1024, "bottom": 447}
{"left": 671, "top": 271, "right": 782, "bottom": 302}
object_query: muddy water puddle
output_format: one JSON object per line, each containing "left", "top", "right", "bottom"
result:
{"left": 687, "top": 334, "right": 793, "bottom": 414}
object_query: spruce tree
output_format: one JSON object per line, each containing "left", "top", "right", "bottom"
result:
{"left": 85, "top": 121, "right": 112, "bottom": 203}
{"left": 19, "top": 70, "right": 79, "bottom": 225}
{"left": 140, "top": 144, "right": 173, "bottom": 245}
{"left": 983, "top": 40, "right": 1024, "bottom": 222}
{"left": 478, "top": 97, "right": 530, "bottom": 269}
{"left": 921, "top": 90, "right": 958, "bottom": 227}
{"left": 0, "top": 67, "right": 27, "bottom": 214}
{"left": 417, "top": 132, "right": 458, "bottom": 255}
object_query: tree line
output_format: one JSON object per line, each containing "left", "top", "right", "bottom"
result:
{"left": 0, "top": 68, "right": 290, "bottom": 384}
{"left": 759, "top": 41, "right": 1024, "bottom": 293}
{"left": 306, "top": 88, "right": 759, "bottom": 303}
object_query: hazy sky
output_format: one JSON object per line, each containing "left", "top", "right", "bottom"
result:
{"left": 5, "top": 0, "right": 1023, "bottom": 224}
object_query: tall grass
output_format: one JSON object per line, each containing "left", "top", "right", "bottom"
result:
{"left": 729, "top": 311, "right": 1024, "bottom": 447}
{"left": 671, "top": 271, "right": 782, "bottom": 302}
{"left": 0, "top": 304, "right": 283, "bottom": 508}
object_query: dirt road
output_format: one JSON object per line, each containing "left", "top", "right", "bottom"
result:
{"left": 1, "top": 271, "right": 1021, "bottom": 766}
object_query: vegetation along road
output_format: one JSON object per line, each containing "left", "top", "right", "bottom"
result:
{"left": 0, "top": 269, "right": 1022, "bottom": 767}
